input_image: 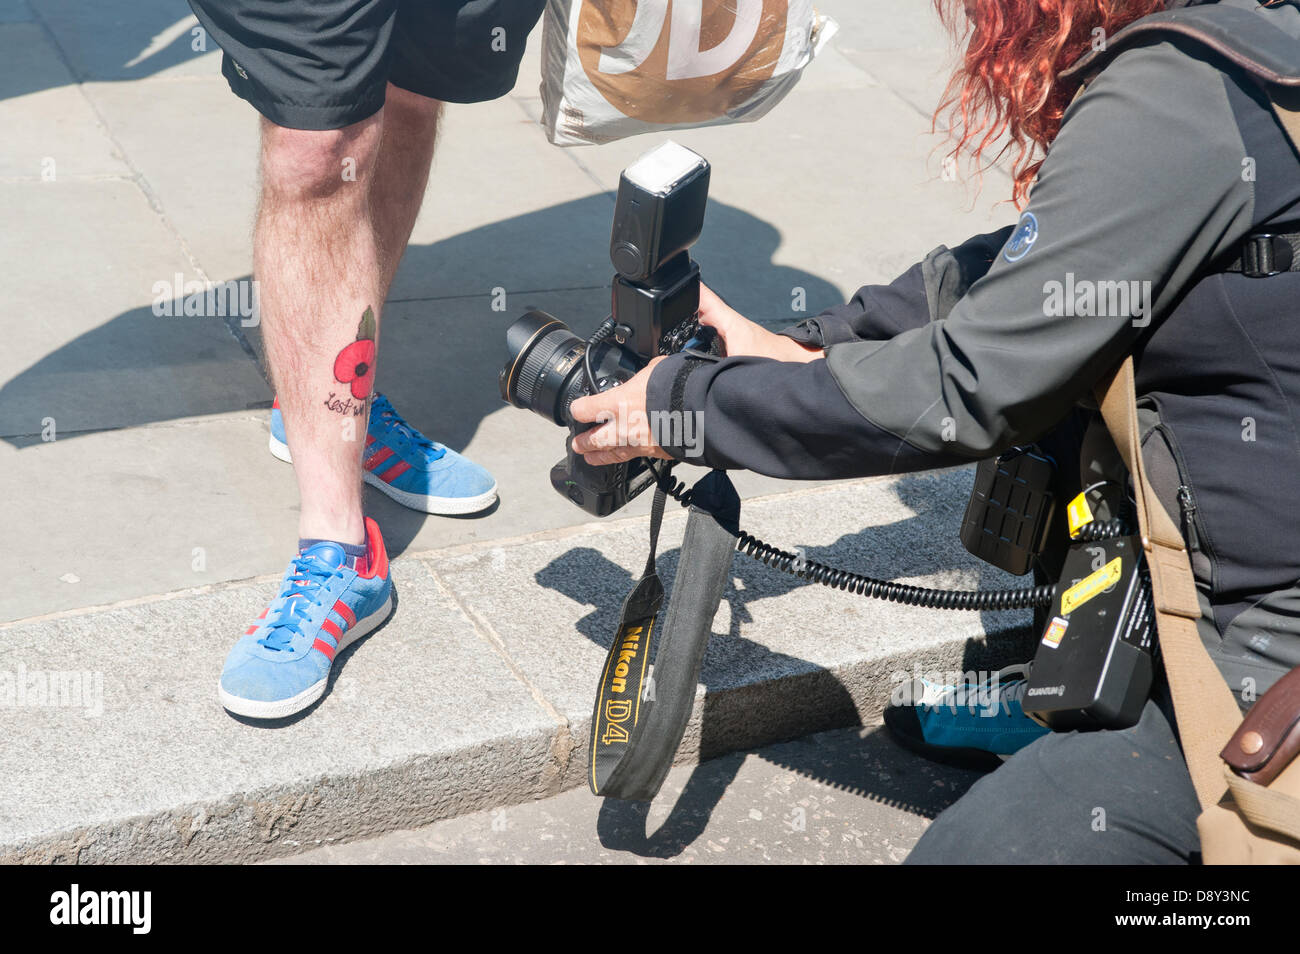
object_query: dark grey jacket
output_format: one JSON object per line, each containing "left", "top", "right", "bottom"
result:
{"left": 645, "top": 0, "right": 1300, "bottom": 697}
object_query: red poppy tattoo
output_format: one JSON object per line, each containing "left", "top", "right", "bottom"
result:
{"left": 332, "top": 307, "right": 377, "bottom": 400}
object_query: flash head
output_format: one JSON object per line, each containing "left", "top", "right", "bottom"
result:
{"left": 609, "top": 141, "right": 710, "bottom": 283}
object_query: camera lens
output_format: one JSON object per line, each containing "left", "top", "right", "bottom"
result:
{"left": 500, "top": 310, "right": 646, "bottom": 427}
{"left": 500, "top": 311, "right": 588, "bottom": 426}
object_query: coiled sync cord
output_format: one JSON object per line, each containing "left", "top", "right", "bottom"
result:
{"left": 579, "top": 323, "right": 1126, "bottom": 612}
{"left": 650, "top": 464, "right": 1133, "bottom": 612}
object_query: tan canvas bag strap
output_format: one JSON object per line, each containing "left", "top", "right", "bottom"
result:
{"left": 1224, "top": 770, "right": 1300, "bottom": 842}
{"left": 1094, "top": 359, "right": 1243, "bottom": 809}
{"left": 1268, "top": 86, "right": 1300, "bottom": 156}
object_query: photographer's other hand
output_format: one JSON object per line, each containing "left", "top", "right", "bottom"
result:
{"left": 698, "top": 284, "right": 822, "bottom": 363}
{"left": 570, "top": 357, "right": 672, "bottom": 465}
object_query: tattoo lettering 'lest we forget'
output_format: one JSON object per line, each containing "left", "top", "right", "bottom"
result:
{"left": 325, "top": 307, "right": 376, "bottom": 416}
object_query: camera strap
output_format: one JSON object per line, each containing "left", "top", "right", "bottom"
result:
{"left": 589, "top": 469, "right": 740, "bottom": 800}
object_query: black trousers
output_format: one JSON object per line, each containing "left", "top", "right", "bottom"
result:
{"left": 905, "top": 684, "right": 1203, "bottom": 864}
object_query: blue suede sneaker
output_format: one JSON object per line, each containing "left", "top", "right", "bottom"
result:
{"left": 269, "top": 393, "right": 498, "bottom": 515}
{"left": 883, "top": 663, "right": 1051, "bottom": 769}
{"left": 219, "top": 517, "right": 393, "bottom": 719}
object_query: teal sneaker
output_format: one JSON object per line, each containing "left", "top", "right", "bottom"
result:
{"left": 269, "top": 393, "right": 498, "bottom": 515}
{"left": 883, "top": 663, "right": 1051, "bottom": 769}
{"left": 219, "top": 517, "right": 393, "bottom": 719}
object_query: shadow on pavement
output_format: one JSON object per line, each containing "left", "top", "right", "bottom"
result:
{"left": 535, "top": 470, "right": 1039, "bottom": 858}
{"left": 4, "top": 1, "right": 212, "bottom": 100}
{"left": 1, "top": 194, "right": 843, "bottom": 563}
{"left": 593, "top": 726, "right": 989, "bottom": 860}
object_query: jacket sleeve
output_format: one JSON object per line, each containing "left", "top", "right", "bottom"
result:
{"left": 647, "top": 38, "right": 1257, "bottom": 479}
{"left": 778, "top": 226, "right": 1014, "bottom": 348}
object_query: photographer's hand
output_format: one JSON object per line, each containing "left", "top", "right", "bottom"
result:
{"left": 697, "top": 284, "right": 822, "bottom": 362}
{"left": 570, "top": 357, "right": 672, "bottom": 466}
{"left": 570, "top": 286, "right": 822, "bottom": 465}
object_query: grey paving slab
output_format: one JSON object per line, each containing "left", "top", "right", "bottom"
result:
{"left": 85, "top": 78, "right": 616, "bottom": 297}
{"left": 0, "top": 559, "right": 560, "bottom": 864}
{"left": 274, "top": 723, "right": 987, "bottom": 864}
{"left": 0, "top": 0, "right": 32, "bottom": 24}
{"left": 0, "top": 22, "right": 131, "bottom": 177}
{"left": 818, "top": 0, "right": 959, "bottom": 117}
{"left": 0, "top": 179, "right": 269, "bottom": 439}
{"left": 85, "top": 74, "right": 611, "bottom": 294}
{"left": 0, "top": 412, "right": 299, "bottom": 623}
{"left": 428, "top": 470, "right": 1035, "bottom": 785}
{"left": 822, "top": 0, "right": 956, "bottom": 55}
{"left": 390, "top": 95, "right": 619, "bottom": 303}
{"left": 820, "top": 0, "right": 1014, "bottom": 177}
{"left": 787, "top": 22, "right": 878, "bottom": 95}
{"left": 845, "top": 48, "right": 959, "bottom": 128}
{"left": 81, "top": 75, "right": 261, "bottom": 285}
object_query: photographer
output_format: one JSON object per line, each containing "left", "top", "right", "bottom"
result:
{"left": 572, "top": 0, "right": 1300, "bottom": 863}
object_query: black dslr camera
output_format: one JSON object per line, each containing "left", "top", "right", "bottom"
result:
{"left": 499, "top": 142, "right": 717, "bottom": 516}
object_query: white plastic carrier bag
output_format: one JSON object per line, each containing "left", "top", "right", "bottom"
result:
{"left": 540, "top": 0, "right": 837, "bottom": 146}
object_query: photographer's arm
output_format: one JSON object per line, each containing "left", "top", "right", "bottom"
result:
{"left": 569, "top": 231, "right": 1017, "bottom": 473}
{"left": 621, "top": 42, "right": 1256, "bottom": 479}
{"left": 779, "top": 226, "right": 1014, "bottom": 348}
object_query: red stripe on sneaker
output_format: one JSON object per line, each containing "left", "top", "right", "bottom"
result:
{"left": 258, "top": 608, "right": 269, "bottom": 619}
{"left": 244, "top": 625, "right": 258, "bottom": 635}
{"left": 312, "top": 638, "right": 335, "bottom": 661}
{"left": 365, "top": 435, "right": 375, "bottom": 445}
{"left": 376, "top": 460, "right": 411, "bottom": 483}
{"left": 334, "top": 601, "right": 356, "bottom": 628}
{"left": 321, "top": 619, "right": 343, "bottom": 641}
{"left": 364, "top": 446, "right": 394, "bottom": 471}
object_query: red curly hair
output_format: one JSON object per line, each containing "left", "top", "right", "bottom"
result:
{"left": 935, "top": 0, "right": 1168, "bottom": 206}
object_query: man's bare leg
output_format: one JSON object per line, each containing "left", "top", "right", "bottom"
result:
{"left": 373, "top": 84, "right": 442, "bottom": 290}
{"left": 256, "top": 112, "right": 382, "bottom": 545}
{"left": 255, "top": 85, "right": 441, "bottom": 545}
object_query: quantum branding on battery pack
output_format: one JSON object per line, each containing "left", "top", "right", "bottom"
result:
{"left": 1022, "top": 535, "right": 1157, "bottom": 730}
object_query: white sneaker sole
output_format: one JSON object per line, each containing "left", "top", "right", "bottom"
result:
{"left": 269, "top": 433, "right": 497, "bottom": 515}
{"left": 218, "top": 593, "right": 393, "bottom": 720}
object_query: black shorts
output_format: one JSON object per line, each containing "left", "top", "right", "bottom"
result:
{"left": 187, "top": 0, "right": 546, "bottom": 130}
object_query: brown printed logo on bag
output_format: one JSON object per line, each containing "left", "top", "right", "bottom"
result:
{"left": 576, "top": 0, "right": 787, "bottom": 123}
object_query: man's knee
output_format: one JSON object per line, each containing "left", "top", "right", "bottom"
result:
{"left": 260, "top": 115, "right": 382, "bottom": 202}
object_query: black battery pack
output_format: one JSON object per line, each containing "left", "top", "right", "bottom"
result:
{"left": 960, "top": 446, "right": 1056, "bottom": 576}
{"left": 1022, "top": 535, "right": 1156, "bottom": 730}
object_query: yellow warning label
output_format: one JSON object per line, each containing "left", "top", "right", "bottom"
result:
{"left": 1066, "top": 492, "right": 1094, "bottom": 539}
{"left": 1061, "top": 557, "right": 1122, "bottom": 615}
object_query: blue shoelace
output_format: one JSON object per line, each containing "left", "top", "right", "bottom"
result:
{"left": 370, "top": 393, "right": 446, "bottom": 461}
{"left": 258, "top": 554, "right": 345, "bottom": 652}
